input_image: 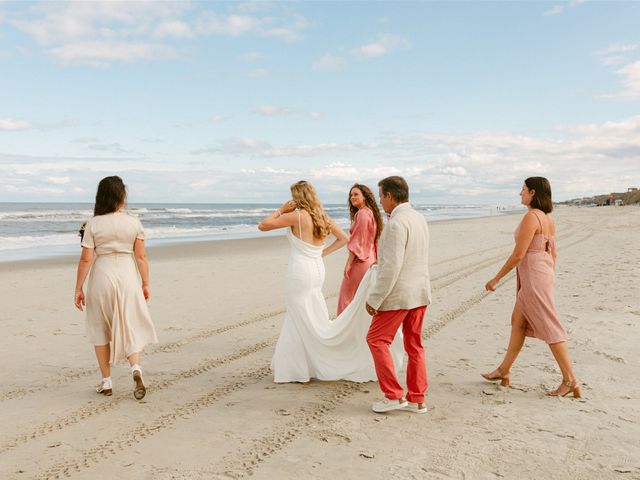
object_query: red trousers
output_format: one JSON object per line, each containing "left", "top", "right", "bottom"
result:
{"left": 366, "top": 306, "right": 428, "bottom": 403}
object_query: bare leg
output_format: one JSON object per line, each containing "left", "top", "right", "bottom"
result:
{"left": 548, "top": 342, "right": 576, "bottom": 382}
{"left": 547, "top": 342, "right": 579, "bottom": 396}
{"left": 94, "top": 344, "right": 110, "bottom": 378}
{"left": 127, "top": 352, "right": 140, "bottom": 367}
{"left": 483, "top": 302, "right": 527, "bottom": 384}
{"left": 498, "top": 302, "right": 528, "bottom": 374}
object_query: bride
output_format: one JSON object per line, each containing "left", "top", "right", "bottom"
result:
{"left": 258, "top": 180, "right": 403, "bottom": 383}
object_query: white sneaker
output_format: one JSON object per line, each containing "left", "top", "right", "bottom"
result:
{"left": 403, "top": 402, "right": 428, "bottom": 414}
{"left": 371, "top": 398, "right": 408, "bottom": 413}
{"left": 96, "top": 377, "right": 112, "bottom": 396}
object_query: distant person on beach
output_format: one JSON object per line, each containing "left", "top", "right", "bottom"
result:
{"left": 258, "top": 180, "right": 403, "bottom": 383}
{"left": 365, "top": 176, "right": 431, "bottom": 414}
{"left": 336, "top": 184, "right": 384, "bottom": 315}
{"left": 74, "top": 176, "right": 158, "bottom": 400}
{"left": 482, "top": 177, "right": 580, "bottom": 398}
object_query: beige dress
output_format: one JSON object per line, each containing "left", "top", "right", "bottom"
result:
{"left": 81, "top": 212, "right": 158, "bottom": 363}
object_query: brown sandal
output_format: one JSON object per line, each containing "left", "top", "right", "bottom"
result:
{"left": 481, "top": 367, "right": 510, "bottom": 387}
{"left": 547, "top": 380, "right": 581, "bottom": 398}
{"left": 133, "top": 371, "right": 146, "bottom": 400}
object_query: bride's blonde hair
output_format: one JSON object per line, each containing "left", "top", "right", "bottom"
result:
{"left": 290, "top": 180, "right": 332, "bottom": 239}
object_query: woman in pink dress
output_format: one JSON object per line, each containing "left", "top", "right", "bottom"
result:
{"left": 337, "top": 184, "right": 384, "bottom": 315}
{"left": 482, "top": 177, "right": 580, "bottom": 398}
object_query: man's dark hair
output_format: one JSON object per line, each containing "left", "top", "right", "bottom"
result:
{"left": 378, "top": 176, "right": 409, "bottom": 202}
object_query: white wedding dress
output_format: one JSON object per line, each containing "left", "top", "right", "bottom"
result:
{"left": 271, "top": 219, "right": 404, "bottom": 383}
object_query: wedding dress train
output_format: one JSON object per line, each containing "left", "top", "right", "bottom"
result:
{"left": 271, "top": 224, "right": 404, "bottom": 383}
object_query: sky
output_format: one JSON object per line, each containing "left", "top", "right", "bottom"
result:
{"left": 1, "top": 0, "right": 639, "bottom": 204}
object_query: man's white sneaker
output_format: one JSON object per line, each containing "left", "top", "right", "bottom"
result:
{"left": 403, "top": 402, "right": 428, "bottom": 414}
{"left": 371, "top": 398, "right": 408, "bottom": 413}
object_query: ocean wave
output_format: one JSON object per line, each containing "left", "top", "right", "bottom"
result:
{"left": 144, "top": 224, "right": 257, "bottom": 238}
{"left": 164, "top": 208, "right": 193, "bottom": 214}
{"left": 0, "top": 210, "right": 93, "bottom": 221}
{"left": 0, "top": 233, "right": 78, "bottom": 251}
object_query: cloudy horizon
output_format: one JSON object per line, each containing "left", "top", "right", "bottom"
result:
{"left": 1, "top": 1, "right": 639, "bottom": 204}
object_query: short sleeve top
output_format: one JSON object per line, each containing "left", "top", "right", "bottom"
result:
{"left": 81, "top": 212, "right": 145, "bottom": 255}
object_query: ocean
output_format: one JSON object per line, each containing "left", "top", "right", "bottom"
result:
{"left": 0, "top": 202, "right": 512, "bottom": 262}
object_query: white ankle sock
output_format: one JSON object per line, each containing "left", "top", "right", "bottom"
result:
{"left": 101, "top": 377, "right": 112, "bottom": 388}
{"left": 131, "top": 364, "right": 142, "bottom": 374}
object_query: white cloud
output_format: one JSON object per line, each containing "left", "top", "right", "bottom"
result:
{"left": 262, "top": 14, "right": 308, "bottom": 41}
{"left": 10, "top": 2, "right": 306, "bottom": 66}
{"left": 49, "top": 41, "right": 178, "bottom": 66}
{"left": 193, "top": 137, "right": 271, "bottom": 156}
{"left": 599, "top": 55, "right": 626, "bottom": 66}
{"left": 196, "top": 12, "right": 262, "bottom": 37}
{"left": 543, "top": 5, "right": 565, "bottom": 16}
{"left": 600, "top": 61, "right": 640, "bottom": 99}
{"left": 45, "top": 176, "right": 71, "bottom": 185}
{"left": 240, "top": 51, "right": 267, "bottom": 61}
{"left": 195, "top": 11, "right": 306, "bottom": 40}
{"left": 312, "top": 54, "right": 346, "bottom": 72}
{"left": 594, "top": 43, "right": 638, "bottom": 66}
{"left": 543, "top": 0, "right": 584, "bottom": 16}
{"left": 246, "top": 68, "right": 268, "bottom": 78}
{"left": 2, "top": 116, "right": 639, "bottom": 202}
{"left": 12, "top": 1, "right": 189, "bottom": 44}
{"left": 614, "top": 61, "right": 640, "bottom": 97}
{"left": 594, "top": 43, "right": 638, "bottom": 56}
{"left": 153, "top": 20, "right": 193, "bottom": 39}
{"left": 254, "top": 105, "right": 292, "bottom": 116}
{"left": 353, "top": 34, "right": 410, "bottom": 59}
{"left": 209, "top": 115, "right": 227, "bottom": 122}
{"left": 0, "top": 119, "right": 31, "bottom": 131}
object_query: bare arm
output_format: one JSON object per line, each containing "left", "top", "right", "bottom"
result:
{"left": 74, "top": 247, "right": 94, "bottom": 311}
{"left": 322, "top": 220, "right": 348, "bottom": 257}
{"left": 134, "top": 238, "right": 150, "bottom": 300}
{"left": 485, "top": 212, "right": 538, "bottom": 291}
{"left": 258, "top": 200, "right": 297, "bottom": 232}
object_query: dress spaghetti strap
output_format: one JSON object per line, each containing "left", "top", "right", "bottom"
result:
{"left": 296, "top": 209, "right": 302, "bottom": 240}
{"left": 532, "top": 210, "right": 544, "bottom": 235}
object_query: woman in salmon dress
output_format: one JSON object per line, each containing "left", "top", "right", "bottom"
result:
{"left": 337, "top": 184, "right": 384, "bottom": 315}
{"left": 482, "top": 177, "right": 580, "bottom": 398}
{"left": 74, "top": 176, "right": 158, "bottom": 400}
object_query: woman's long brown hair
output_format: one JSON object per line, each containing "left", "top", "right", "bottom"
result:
{"left": 348, "top": 184, "right": 384, "bottom": 242}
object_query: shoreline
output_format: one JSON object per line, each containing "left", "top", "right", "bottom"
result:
{"left": 0, "top": 208, "right": 524, "bottom": 269}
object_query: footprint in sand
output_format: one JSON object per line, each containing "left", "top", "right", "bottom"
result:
{"left": 594, "top": 351, "right": 626, "bottom": 363}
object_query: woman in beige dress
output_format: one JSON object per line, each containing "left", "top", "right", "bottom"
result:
{"left": 74, "top": 176, "right": 158, "bottom": 399}
{"left": 482, "top": 177, "right": 580, "bottom": 398}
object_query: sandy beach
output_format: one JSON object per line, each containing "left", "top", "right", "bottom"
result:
{"left": 1, "top": 205, "right": 639, "bottom": 480}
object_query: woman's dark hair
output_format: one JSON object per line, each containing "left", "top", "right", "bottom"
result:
{"left": 94, "top": 176, "right": 127, "bottom": 216}
{"left": 348, "top": 184, "right": 384, "bottom": 242}
{"left": 524, "top": 176, "right": 553, "bottom": 213}
{"left": 378, "top": 176, "right": 409, "bottom": 203}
